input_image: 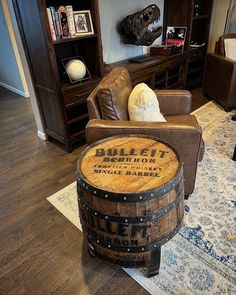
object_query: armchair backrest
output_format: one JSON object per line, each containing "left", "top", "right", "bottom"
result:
{"left": 87, "top": 67, "right": 133, "bottom": 120}
{"left": 216, "top": 34, "right": 236, "bottom": 56}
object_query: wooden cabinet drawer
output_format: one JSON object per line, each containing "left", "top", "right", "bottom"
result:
{"left": 63, "top": 77, "right": 100, "bottom": 108}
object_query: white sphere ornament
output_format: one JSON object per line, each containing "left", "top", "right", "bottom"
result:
{"left": 66, "top": 59, "right": 87, "bottom": 81}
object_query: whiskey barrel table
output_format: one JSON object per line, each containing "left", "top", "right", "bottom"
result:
{"left": 77, "top": 135, "right": 184, "bottom": 277}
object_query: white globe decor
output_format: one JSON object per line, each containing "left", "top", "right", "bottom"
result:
{"left": 66, "top": 59, "right": 87, "bottom": 81}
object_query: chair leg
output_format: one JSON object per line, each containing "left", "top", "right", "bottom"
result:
{"left": 184, "top": 195, "right": 190, "bottom": 200}
{"left": 233, "top": 146, "right": 236, "bottom": 161}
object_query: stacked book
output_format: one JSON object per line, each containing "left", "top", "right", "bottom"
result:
{"left": 46, "top": 5, "right": 76, "bottom": 41}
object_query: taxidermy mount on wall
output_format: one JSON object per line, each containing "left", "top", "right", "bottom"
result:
{"left": 119, "top": 4, "right": 162, "bottom": 46}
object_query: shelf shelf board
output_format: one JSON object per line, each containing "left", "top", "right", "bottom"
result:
{"left": 68, "top": 113, "right": 89, "bottom": 125}
{"left": 166, "top": 82, "right": 182, "bottom": 89}
{"left": 65, "top": 98, "right": 87, "bottom": 109}
{"left": 155, "top": 73, "right": 179, "bottom": 86}
{"left": 188, "top": 67, "right": 204, "bottom": 75}
{"left": 62, "top": 75, "right": 100, "bottom": 93}
{"left": 53, "top": 34, "right": 98, "bottom": 45}
{"left": 193, "top": 15, "right": 210, "bottom": 20}
{"left": 70, "top": 130, "right": 86, "bottom": 141}
{"left": 186, "top": 76, "right": 203, "bottom": 88}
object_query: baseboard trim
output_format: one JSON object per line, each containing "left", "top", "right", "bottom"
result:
{"left": 0, "top": 81, "right": 29, "bottom": 98}
{"left": 37, "top": 130, "right": 47, "bottom": 141}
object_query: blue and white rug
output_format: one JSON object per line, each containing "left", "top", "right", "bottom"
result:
{"left": 48, "top": 101, "right": 236, "bottom": 295}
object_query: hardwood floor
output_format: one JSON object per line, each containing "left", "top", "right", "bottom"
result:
{"left": 191, "top": 87, "right": 210, "bottom": 111}
{"left": 0, "top": 86, "right": 208, "bottom": 295}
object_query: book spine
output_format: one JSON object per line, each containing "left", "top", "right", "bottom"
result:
{"left": 55, "top": 11, "right": 62, "bottom": 39}
{"left": 46, "top": 8, "right": 56, "bottom": 41}
{"left": 66, "top": 6, "right": 76, "bottom": 37}
{"left": 50, "top": 7, "right": 58, "bottom": 39}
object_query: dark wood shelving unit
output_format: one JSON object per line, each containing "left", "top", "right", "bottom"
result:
{"left": 112, "top": 0, "right": 213, "bottom": 92}
{"left": 164, "top": 0, "right": 213, "bottom": 89}
{"left": 111, "top": 52, "right": 187, "bottom": 90}
{"left": 13, "top": 0, "right": 104, "bottom": 152}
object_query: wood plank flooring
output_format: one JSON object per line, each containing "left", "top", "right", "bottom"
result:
{"left": 0, "top": 86, "right": 209, "bottom": 295}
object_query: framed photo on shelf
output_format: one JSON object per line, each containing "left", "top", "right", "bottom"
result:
{"left": 61, "top": 56, "right": 91, "bottom": 84}
{"left": 73, "top": 10, "right": 94, "bottom": 36}
{"left": 165, "top": 26, "right": 187, "bottom": 53}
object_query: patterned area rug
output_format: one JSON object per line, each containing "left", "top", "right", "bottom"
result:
{"left": 47, "top": 101, "right": 236, "bottom": 295}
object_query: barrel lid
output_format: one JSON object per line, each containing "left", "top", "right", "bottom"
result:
{"left": 77, "top": 135, "right": 181, "bottom": 196}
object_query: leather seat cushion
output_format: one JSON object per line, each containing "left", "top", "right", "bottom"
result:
{"left": 98, "top": 67, "right": 132, "bottom": 120}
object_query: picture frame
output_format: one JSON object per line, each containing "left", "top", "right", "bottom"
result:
{"left": 73, "top": 10, "right": 94, "bottom": 36}
{"left": 165, "top": 26, "right": 187, "bottom": 53}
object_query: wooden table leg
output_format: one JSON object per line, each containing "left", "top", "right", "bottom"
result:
{"left": 146, "top": 247, "right": 161, "bottom": 277}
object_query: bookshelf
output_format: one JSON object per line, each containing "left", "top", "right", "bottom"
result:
{"left": 13, "top": 0, "right": 104, "bottom": 152}
{"left": 164, "top": 0, "right": 213, "bottom": 89}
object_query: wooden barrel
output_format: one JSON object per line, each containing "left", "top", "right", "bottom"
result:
{"left": 77, "top": 135, "right": 184, "bottom": 276}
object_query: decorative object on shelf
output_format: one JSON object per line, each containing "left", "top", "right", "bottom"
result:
{"left": 58, "top": 6, "right": 70, "bottom": 38}
{"left": 66, "top": 5, "right": 76, "bottom": 37}
{"left": 193, "top": 0, "right": 201, "bottom": 17}
{"left": 46, "top": 7, "right": 56, "bottom": 41}
{"left": 62, "top": 56, "right": 91, "bottom": 84}
{"left": 150, "top": 44, "right": 182, "bottom": 56}
{"left": 165, "top": 27, "right": 187, "bottom": 53}
{"left": 119, "top": 4, "right": 162, "bottom": 46}
{"left": 73, "top": 10, "right": 94, "bottom": 36}
{"left": 190, "top": 42, "right": 205, "bottom": 48}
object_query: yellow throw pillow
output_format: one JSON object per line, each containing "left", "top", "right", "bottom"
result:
{"left": 128, "top": 83, "right": 166, "bottom": 122}
{"left": 224, "top": 39, "right": 236, "bottom": 61}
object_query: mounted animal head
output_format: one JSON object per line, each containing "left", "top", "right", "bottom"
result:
{"left": 119, "top": 4, "right": 162, "bottom": 46}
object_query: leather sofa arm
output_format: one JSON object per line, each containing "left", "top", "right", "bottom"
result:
{"left": 154, "top": 90, "right": 192, "bottom": 115}
{"left": 206, "top": 53, "right": 236, "bottom": 66}
{"left": 203, "top": 53, "right": 236, "bottom": 110}
{"left": 86, "top": 115, "right": 203, "bottom": 195}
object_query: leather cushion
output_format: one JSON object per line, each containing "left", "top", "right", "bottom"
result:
{"left": 98, "top": 67, "right": 132, "bottom": 120}
{"left": 218, "top": 34, "right": 236, "bottom": 56}
{"left": 128, "top": 83, "right": 166, "bottom": 122}
{"left": 224, "top": 38, "right": 236, "bottom": 61}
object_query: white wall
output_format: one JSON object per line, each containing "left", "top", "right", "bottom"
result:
{"left": 4, "top": 0, "right": 46, "bottom": 139}
{"left": 208, "top": 0, "right": 230, "bottom": 52}
{"left": 99, "top": 0, "right": 164, "bottom": 63}
{"left": 0, "top": 1, "right": 26, "bottom": 96}
{"left": 229, "top": 2, "right": 236, "bottom": 33}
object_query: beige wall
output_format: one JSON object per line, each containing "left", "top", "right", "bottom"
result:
{"left": 208, "top": 0, "right": 230, "bottom": 52}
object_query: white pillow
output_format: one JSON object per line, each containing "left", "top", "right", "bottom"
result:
{"left": 224, "top": 38, "right": 236, "bottom": 61}
{"left": 128, "top": 83, "right": 166, "bottom": 122}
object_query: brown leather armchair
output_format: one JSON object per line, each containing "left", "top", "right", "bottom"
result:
{"left": 203, "top": 34, "right": 236, "bottom": 111}
{"left": 86, "top": 67, "right": 204, "bottom": 197}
